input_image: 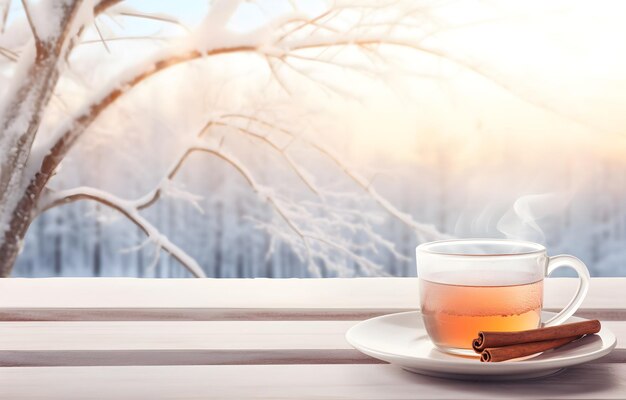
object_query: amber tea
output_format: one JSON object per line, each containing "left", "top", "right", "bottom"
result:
{"left": 420, "top": 275, "right": 543, "bottom": 351}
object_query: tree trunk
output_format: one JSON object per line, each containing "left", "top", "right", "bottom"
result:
{"left": 0, "top": 1, "right": 85, "bottom": 277}
{"left": 0, "top": 175, "right": 47, "bottom": 276}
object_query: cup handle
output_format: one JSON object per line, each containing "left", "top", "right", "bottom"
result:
{"left": 542, "top": 255, "right": 590, "bottom": 327}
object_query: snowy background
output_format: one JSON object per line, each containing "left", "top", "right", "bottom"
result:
{"left": 13, "top": 149, "right": 626, "bottom": 278}
{"left": 3, "top": 0, "right": 625, "bottom": 278}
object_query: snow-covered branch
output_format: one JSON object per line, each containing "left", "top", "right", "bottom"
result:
{"left": 40, "top": 186, "right": 207, "bottom": 278}
{"left": 0, "top": 0, "right": 126, "bottom": 276}
{"left": 38, "top": 137, "right": 390, "bottom": 277}
{"left": 31, "top": 2, "right": 463, "bottom": 187}
{"left": 218, "top": 114, "right": 449, "bottom": 242}
{"left": 189, "top": 144, "right": 389, "bottom": 277}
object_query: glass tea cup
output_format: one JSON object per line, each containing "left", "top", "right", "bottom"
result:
{"left": 416, "top": 239, "right": 589, "bottom": 356}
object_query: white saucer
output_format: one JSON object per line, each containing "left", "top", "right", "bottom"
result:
{"left": 346, "top": 311, "right": 616, "bottom": 380}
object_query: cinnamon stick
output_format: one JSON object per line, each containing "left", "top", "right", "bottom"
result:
{"left": 480, "top": 335, "right": 582, "bottom": 362}
{"left": 472, "top": 320, "right": 601, "bottom": 353}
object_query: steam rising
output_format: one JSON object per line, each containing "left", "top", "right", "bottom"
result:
{"left": 497, "top": 193, "right": 571, "bottom": 243}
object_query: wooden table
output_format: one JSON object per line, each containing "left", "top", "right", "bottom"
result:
{"left": 0, "top": 277, "right": 624, "bottom": 399}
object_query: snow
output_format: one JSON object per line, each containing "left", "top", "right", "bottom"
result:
{"left": 0, "top": 41, "right": 36, "bottom": 142}
{"left": 0, "top": 41, "right": 38, "bottom": 233}
{"left": 25, "top": 0, "right": 93, "bottom": 43}
{"left": 1, "top": 0, "right": 97, "bottom": 219}
{"left": 43, "top": 185, "right": 207, "bottom": 278}
{"left": 159, "top": 180, "right": 205, "bottom": 214}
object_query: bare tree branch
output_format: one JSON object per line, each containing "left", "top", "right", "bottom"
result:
{"left": 34, "top": 119, "right": 319, "bottom": 277}
{"left": 37, "top": 141, "right": 319, "bottom": 278}
{"left": 131, "top": 116, "right": 321, "bottom": 214}
{"left": 20, "top": 0, "right": 41, "bottom": 53}
{"left": 79, "top": 35, "right": 170, "bottom": 46}
{"left": 41, "top": 187, "right": 207, "bottom": 278}
{"left": 29, "top": 37, "right": 380, "bottom": 181}
{"left": 273, "top": 55, "right": 358, "bottom": 100}
{"left": 282, "top": 36, "right": 613, "bottom": 136}
{"left": 179, "top": 145, "right": 386, "bottom": 276}
{"left": 212, "top": 121, "right": 319, "bottom": 195}
{"left": 94, "top": 0, "right": 123, "bottom": 15}
{"left": 114, "top": 8, "right": 190, "bottom": 32}
{"left": 0, "top": 45, "right": 18, "bottom": 61}
{"left": 44, "top": 131, "right": 384, "bottom": 276}
{"left": 131, "top": 120, "right": 215, "bottom": 210}
{"left": 219, "top": 113, "right": 449, "bottom": 242}
{"left": 93, "top": 18, "right": 111, "bottom": 53}
{"left": 0, "top": 0, "right": 10, "bottom": 34}
{"left": 276, "top": 9, "right": 339, "bottom": 42}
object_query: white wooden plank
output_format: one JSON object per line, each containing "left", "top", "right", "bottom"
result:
{"left": 2, "top": 307, "right": 623, "bottom": 321}
{"left": 0, "top": 307, "right": 409, "bottom": 321}
{"left": 0, "top": 278, "right": 624, "bottom": 321}
{"left": 1, "top": 364, "right": 625, "bottom": 399}
{"left": 0, "top": 320, "right": 368, "bottom": 366}
{"left": 0, "top": 277, "right": 622, "bottom": 309}
{"left": 0, "top": 277, "right": 421, "bottom": 308}
{"left": 0, "top": 321, "right": 355, "bottom": 350}
{"left": 0, "top": 320, "right": 624, "bottom": 366}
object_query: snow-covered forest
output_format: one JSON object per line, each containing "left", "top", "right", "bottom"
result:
{"left": 2, "top": 1, "right": 625, "bottom": 278}
{"left": 13, "top": 154, "right": 626, "bottom": 278}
